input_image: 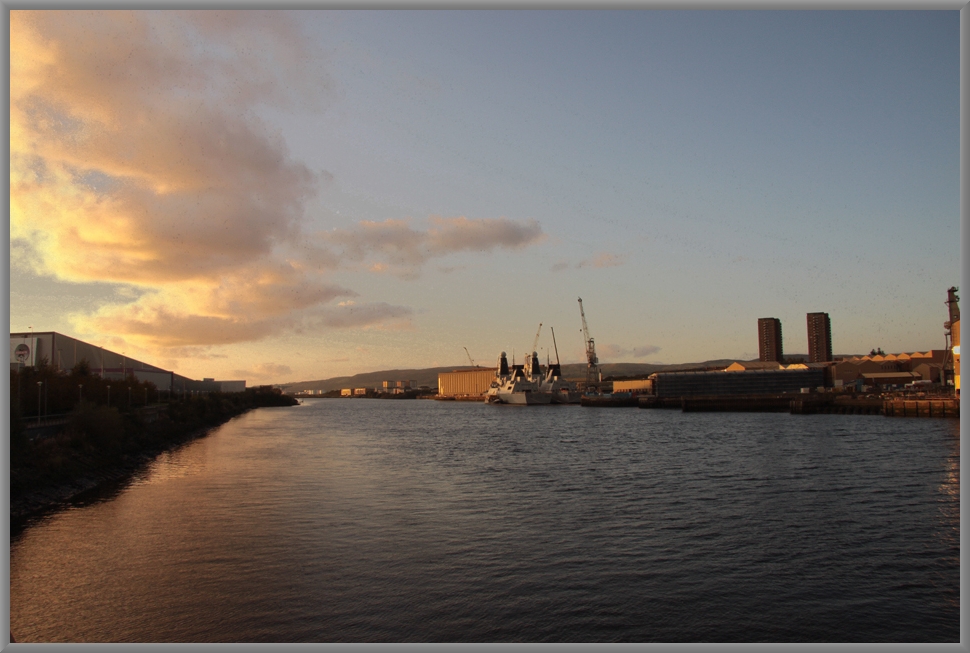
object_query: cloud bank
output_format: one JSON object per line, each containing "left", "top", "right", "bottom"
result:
{"left": 321, "top": 216, "right": 544, "bottom": 279}
{"left": 10, "top": 10, "right": 544, "bottom": 355}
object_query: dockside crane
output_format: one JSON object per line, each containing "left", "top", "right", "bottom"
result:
{"left": 532, "top": 323, "right": 543, "bottom": 355}
{"left": 578, "top": 297, "right": 601, "bottom": 393}
{"left": 463, "top": 347, "right": 476, "bottom": 367}
{"left": 549, "top": 326, "right": 563, "bottom": 379}
{"left": 551, "top": 327, "right": 561, "bottom": 367}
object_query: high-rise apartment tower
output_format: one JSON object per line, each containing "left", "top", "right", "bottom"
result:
{"left": 758, "top": 318, "right": 783, "bottom": 362}
{"left": 807, "top": 312, "right": 832, "bottom": 363}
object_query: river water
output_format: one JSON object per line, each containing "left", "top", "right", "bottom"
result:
{"left": 9, "top": 399, "right": 960, "bottom": 642}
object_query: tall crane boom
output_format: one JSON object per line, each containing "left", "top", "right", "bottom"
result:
{"left": 463, "top": 347, "right": 475, "bottom": 367}
{"left": 532, "top": 323, "right": 543, "bottom": 354}
{"left": 550, "top": 327, "right": 561, "bottom": 366}
{"left": 578, "top": 297, "right": 601, "bottom": 392}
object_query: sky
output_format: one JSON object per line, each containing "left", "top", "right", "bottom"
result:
{"left": 9, "top": 9, "right": 961, "bottom": 385}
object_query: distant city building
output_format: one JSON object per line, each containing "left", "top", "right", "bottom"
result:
{"left": 757, "top": 318, "right": 784, "bottom": 362}
{"left": 807, "top": 312, "right": 833, "bottom": 363}
{"left": 830, "top": 350, "right": 947, "bottom": 387}
{"left": 725, "top": 361, "right": 783, "bottom": 371}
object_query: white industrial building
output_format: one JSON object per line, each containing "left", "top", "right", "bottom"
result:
{"left": 9, "top": 331, "right": 245, "bottom": 394}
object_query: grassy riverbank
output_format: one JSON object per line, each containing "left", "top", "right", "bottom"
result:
{"left": 11, "top": 385, "right": 298, "bottom": 522}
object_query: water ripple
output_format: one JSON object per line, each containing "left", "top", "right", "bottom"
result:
{"left": 10, "top": 400, "right": 959, "bottom": 642}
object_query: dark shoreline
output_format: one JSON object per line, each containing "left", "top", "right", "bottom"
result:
{"left": 11, "top": 420, "right": 221, "bottom": 531}
{"left": 10, "top": 388, "right": 299, "bottom": 532}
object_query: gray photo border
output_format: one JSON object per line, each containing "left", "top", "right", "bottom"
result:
{"left": 2, "top": 2, "right": 967, "bottom": 652}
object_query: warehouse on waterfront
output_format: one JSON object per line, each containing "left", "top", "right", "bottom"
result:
{"left": 650, "top": 367, "right": 828, "bottom": 398}
{"left": 9, "top": 331, "right": 245, "bottom": 394}
{"left": 437, "top": 368, "right": 495, "bottom": 397}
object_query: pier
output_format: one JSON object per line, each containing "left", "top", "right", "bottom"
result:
{"left": 883, "top": 398, "right": 959, "bottom": 418}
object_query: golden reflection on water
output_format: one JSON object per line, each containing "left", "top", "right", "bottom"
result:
{"left": 131, "top": 446, "right": 211, "bottom": 486}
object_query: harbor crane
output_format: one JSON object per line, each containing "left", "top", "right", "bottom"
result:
{"left": 532, "top": 323, "right": 543, "bottom": 355}
{"left": 578, "top": 297, "right": 601, "bottom": 392}
{"left": 463, "top": 347, "right": 476, "bottom": 367}
{"left": 551, "top": 326, "right": 561, "bottom": 366}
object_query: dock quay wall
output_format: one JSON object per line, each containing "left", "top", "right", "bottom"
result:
{"left": 681, "top": 395, "right": 794, "bottom": 413}
{"left": 581, "top": 395, "right": 639, "bottom": 407}
{"left": 435, "top": 395, "right": 486, "bottom": 402}
{"left": 639, "top": 393, "right": 956, "bottom": 417}
{"left": 883, "top": 398, "right": 959, "bottom": 418}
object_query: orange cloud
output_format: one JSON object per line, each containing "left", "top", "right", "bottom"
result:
{"left": 10, "top": 11, "right": 544, "bottom": 357}
{"left": 578, "top": 252, "right": 625, "bottom": 269}
{"left": 321, "top": 215, "right": 544, "bottom": 278}
{"left": 231, "top": 362, "right": 294, "bottom": 381}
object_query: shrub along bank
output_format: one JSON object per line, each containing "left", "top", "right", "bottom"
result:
{"left": 11, "top": 386, "right": 298, "bottom": 522}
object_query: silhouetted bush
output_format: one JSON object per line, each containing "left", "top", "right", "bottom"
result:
{"left": 10, "top": 402, "right": 28, "bottom": 465}
{"left": 11, "top": 377, "right": 298, "bottom": 518}
{"left": 65, "top": 402, "right": 125, "bottom": 451}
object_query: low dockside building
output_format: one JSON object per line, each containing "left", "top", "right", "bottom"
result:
{"left": 437, "top": 368, "right": 495, "bottom": 397}
{"left": 651, "top": 367, "right": 828, "bottom": 398}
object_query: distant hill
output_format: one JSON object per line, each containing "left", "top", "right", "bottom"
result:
{"left": 280, "top": 366, "right": 482, "bottom": 393}
{"left": 279, "top": 358, "right": 757, "bottom": 393}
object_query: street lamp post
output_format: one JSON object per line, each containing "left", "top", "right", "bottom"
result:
{"left": 107, "top": 385, "right": 111, "bottom": 408}
{"left": 36, "top": 381, "right": 42, "bottom": 425}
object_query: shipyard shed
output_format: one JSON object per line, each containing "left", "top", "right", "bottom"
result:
{"left": 612, "top": 379, "right": 653, "bottom": 394}
{"left": 438, "top": 368, "right": 495, "bottom": 396}
{"left": 651, "top": 367, "right": 828, "bottom": 398}
{"left": 11, "top": 331, "right": 175, "bottom": 391}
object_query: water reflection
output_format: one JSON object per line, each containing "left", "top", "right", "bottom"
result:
{"left": 10, "top": 401, "right": 960, "bottom": 642}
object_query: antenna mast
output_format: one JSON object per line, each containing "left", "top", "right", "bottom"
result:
{"left": 578, "top": 297, "right": 600, "bottom": 392}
